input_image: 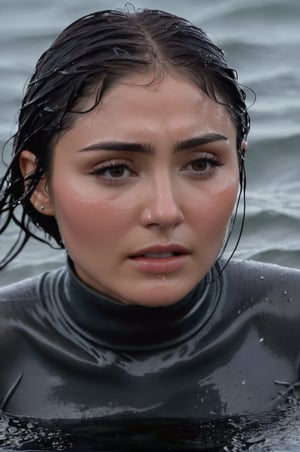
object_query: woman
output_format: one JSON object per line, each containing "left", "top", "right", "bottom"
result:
{"left": 0, "top": 7, "right": 300, "bottom": 421}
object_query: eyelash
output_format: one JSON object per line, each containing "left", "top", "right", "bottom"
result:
{"left": 183, "top": 155, "right": 223, "bottom": 175}
{"left": 91, "top": 160, "right": 136, "bottom": 183}
{"left": 91, "top": 155, "right": 223, "bottom": 184}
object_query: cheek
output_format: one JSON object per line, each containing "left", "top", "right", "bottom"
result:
{"left": 189, "top": 180, "right": 239, "bottom": 234}
{"left": 51, "top": 187, "right": 135, "bottom": 246}
{"left": 212, "top": 182, "right": 239, "bottom": 231}
{"left": 217, "top": 179, "right": 239, "bottom": 210}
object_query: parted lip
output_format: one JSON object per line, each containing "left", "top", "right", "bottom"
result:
{"left": 129, "top": 244, "right": 190, "bottom": 257}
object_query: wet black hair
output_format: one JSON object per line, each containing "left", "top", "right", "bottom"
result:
{"left": 0, "top": 6, "right": 250, "bottom": 269}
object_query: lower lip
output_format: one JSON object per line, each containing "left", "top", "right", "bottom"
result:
{"left": 129, "top": 254, "right": 190, "bottom": 274}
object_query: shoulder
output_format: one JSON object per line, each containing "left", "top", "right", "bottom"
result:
{"left": 225, "top": 258, "right": 300, "bottom": 282}
{"left": 222, "top": 258, "right": 300, "bottom": 309}
{"left": 0, "top": 274, "right": 42, "bottom": 304}
{"left": 0, "top": 266, "right": 65, "bottom": 306}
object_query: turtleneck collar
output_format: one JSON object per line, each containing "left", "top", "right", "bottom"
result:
{"left": 57, "top": 259, "right": 222, "bottom": 352}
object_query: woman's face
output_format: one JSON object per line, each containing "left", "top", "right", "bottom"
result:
{"left": 47, "top": 73, "right": 239, "bottom": 306}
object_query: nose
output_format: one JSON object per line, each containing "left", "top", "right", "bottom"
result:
{"left": 140, "top": 174, "right": 184, "bottom": 229}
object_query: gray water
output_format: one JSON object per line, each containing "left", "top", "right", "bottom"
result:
{"left": 0, "top": 0, "right": 300, "bottom": 450}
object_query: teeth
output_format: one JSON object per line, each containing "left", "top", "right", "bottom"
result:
{"left": 143, "top": 252, "right": 174, "bottom": 258}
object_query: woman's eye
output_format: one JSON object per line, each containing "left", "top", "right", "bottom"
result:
{"left": 190, "top": 160, "right": 210, "bottom": 171}
{"left": 92, "top": 162, "right": 134, "bottom": 180}
{"left": 105, "top": 165, "right": 128, "bottom": 178}
{"left": 185, "top": 157, "right": 222, "bottom": 174}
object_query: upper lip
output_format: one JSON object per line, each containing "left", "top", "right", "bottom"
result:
{"left": 130, "top": 244, "right": 190, "bottom": 257}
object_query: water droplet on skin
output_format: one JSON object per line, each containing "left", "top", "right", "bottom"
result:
{"left": 237, "top": 309, "right": 241, "bottom": 315}
{"left": 264, "top": 297, "right": 269, "bottom": 302}
{"left": 259, "top": 337, "right": 264, "bottom": 343}
{"left": 260, "top": 276, "right": 264, "bottom": 280}
{"left": 288, "top": 298, "right": 293, "bottom": 302}
{"left": 283, "top": 290, "right": 288, "bottom": 295}
{"left": 242, "top": 380, "right": 246, "bottom": 385}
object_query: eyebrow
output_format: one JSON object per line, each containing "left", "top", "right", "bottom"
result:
{"left": 78, "top": 133, "right": 228, "bottom": 154}
{"left": 175, "top": 133, "right": 228, "bottom": 151}
{"left": 79, "top": 141, "right": 154, "bottom": 154}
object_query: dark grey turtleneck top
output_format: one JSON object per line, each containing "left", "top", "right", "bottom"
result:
{"left": 1, "top": 258, "right": 300, "bottom": 420}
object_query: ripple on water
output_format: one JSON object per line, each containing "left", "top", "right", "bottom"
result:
{"left": 1, "top": 404, "right": 300, "bottom": 451}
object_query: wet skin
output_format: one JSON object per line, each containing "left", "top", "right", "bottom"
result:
{"left": 22, "top": 73, "right": 240, "bottom": 306}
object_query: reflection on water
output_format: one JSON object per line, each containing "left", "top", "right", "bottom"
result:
{"left": 1, "top": 405, "right": 300, "bottom": 451}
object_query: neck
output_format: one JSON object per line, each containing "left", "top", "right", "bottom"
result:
{"left": 57, "top": 259, "right": 222, "bottom": 351}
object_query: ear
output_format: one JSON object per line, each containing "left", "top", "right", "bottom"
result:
{"left": 19, "top": 150, "right": 55, "bottom": 216}
{"left": 241, "top": 139, "right": 247, "bottom": 154}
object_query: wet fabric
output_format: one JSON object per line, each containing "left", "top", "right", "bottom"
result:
{"left": 0, "top": 258, "right": 300, "bottom": 420}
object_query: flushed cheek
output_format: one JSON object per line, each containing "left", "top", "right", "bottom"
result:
{"left": 52, "top": 192, "right": 134, "bottom": 251}
{"left": 192, "top": 177, "right": 238, "bottom": 215}
{"left": 212, "top": 182, "right": 238, "bottom": 218}
{"left": 188, "top": 182, "right": 239, "bottom": 246}
{"left": 210, "top": 186, "right": 239, "bottom": 238}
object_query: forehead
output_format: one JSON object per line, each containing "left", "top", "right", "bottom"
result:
{"left": 56, "top": 72, "right": 237, "bottom": 151}
{"left": 78, "top": 73, "right": 234, "bottom": 129}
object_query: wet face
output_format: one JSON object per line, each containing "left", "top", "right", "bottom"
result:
{"left": 45, "top": 73, "right": 239, "bottom": 306}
